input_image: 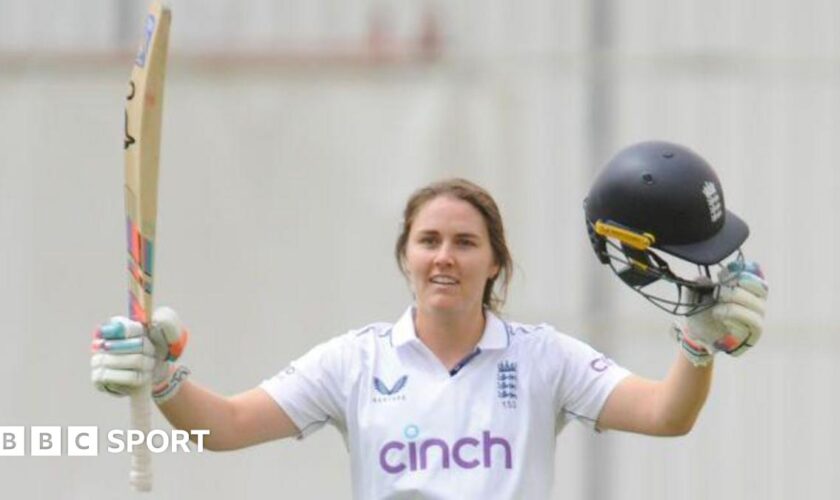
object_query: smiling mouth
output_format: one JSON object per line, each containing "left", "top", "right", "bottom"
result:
{"left": 429, "top": 276, "right": 459, "bottom": 285}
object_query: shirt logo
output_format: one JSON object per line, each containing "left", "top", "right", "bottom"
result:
{"left": 373, "top": 375, "right": 408, "bottom": 403}
{"left": 497, "top": 361, "right": 517, "bottom": 409}
{"left": 590, "top": 355, "right": 614, "bottom": 372}
{"left": 379, "top": 426, "right": 513, "bottom": 474}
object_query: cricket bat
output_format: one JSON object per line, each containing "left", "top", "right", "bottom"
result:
{"left": 123, "top": 0, "right": 171, "bottom": 492}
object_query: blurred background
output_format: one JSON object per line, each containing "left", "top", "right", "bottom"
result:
{"left": 1, "top": 0, "right": 838, "bottom": 498}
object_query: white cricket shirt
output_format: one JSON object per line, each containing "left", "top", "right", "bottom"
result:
{"left": 260, "top": 307, "right": 630, "bottom": 499}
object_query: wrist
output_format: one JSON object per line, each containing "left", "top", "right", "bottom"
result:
{"left": 670, "top": 323, "right": 714, "bottom": 367}
{"left": 152, "top": 364, "right": 191, "bottom": 405}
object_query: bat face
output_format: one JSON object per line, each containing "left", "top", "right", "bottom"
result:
{"left": 124, "top": 4, "right": 171, "bottom": 326}
{"left": 123, "top": 1, "right": 171, "bottom": 492}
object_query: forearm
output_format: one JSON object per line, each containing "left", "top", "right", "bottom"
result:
{"left": 156, "top": 379, "right": 237, "bottom": 450}
{"left": 654, "top": 352, "right": 713, "bottom": 434}
{"left": 156, "top": 379, "right": 299, "bottom": 450}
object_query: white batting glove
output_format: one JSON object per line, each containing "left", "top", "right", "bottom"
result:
{"left": 671, "top": 260, "right": 768, "bottom": 367}
{"left": 91, "top": 306, "right": 190, "bottom": 404}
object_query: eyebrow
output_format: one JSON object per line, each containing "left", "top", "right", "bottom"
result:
{"left": 414, "top": 229, "right": 481, "bottom": 240}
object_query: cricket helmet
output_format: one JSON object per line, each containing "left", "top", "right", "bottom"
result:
{"left": 583, "top": 141, "right": 749, "bottom": 315}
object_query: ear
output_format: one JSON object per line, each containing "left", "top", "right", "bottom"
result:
{"left": 489, "top": 262, "right": 501, "bottom": 280}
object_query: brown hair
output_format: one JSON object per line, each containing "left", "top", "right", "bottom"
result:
{"left": 395, "top": 178, "right": 513, "bottom": 313}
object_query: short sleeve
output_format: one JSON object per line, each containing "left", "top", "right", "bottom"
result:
{"left": 259, "top": 333, "right": 353, "bottom": 439}
{"left": 540, "top": 329, "right": 631, "bottom": 430}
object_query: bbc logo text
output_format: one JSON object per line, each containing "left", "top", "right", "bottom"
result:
{"left": 0, "top": 426, "right": 209, "bottom": 456}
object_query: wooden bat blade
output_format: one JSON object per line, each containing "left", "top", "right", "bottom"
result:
{"left": 123, "top": 0, "right": 171, "bottom": 492}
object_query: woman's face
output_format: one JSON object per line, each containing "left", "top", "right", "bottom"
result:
{"left": 404, "top": 196, "right": 499, "bottom": 318}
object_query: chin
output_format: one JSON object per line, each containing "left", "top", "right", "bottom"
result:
{"left": 425, "top": 301, "right": 459, "bottom": 313}
{"left": 419, "top": 297, "right": 476, "bottom": 317}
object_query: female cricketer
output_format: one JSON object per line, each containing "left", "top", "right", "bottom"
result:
{"left": 91, "top": 163, "right": 767, "bottom": 498}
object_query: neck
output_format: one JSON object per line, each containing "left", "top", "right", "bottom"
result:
{"left": 414, "top": 305, "right": 486, "bottom": 369}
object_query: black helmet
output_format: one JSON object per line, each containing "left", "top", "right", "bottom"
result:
{"left": 584, "top": 141, "right": 749, "bottom": 315}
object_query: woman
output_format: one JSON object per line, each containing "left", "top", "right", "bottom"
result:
{"left": 91, "top": 178, "right": 767, "bottom": 498}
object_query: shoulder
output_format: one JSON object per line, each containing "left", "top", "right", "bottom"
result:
{"left": 504, "top": 319, "right": 573, "bottom": 347}
{"left": 290, "top": 321, "right": 394, "bottom": 376}
{"left": 344, "top": 321, "right": 394, "bottom": 345}
{"left": 502, "top": 318, "right": 624, "bottom": 393}
{"left": 502, "top": 318, "right": 601, "bottom": 361}
{"left": 315, "top": 321, "right": 395, "bottom": 354}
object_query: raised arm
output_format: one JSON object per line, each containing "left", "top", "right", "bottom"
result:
{"left": 597, "top": 261, "right": 768, "bottom": 436}
{"left": 597, "top": 355, "right": 711, "bottom": 436}
{"left": 91, "top": 307, "right": 299, "bottom": 451}
{"left": 157, "top": 382, "right": 299, "bottom": 450}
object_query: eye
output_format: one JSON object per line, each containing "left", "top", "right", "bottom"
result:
{"left": 418, "top": 235, "right": 438, "bottom": 246}
{"left": 456, "top": 238, "right": 477, "bottom": 247}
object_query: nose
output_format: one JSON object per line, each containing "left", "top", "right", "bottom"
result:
{"left": 433, "top": 242, "right": 455, "bottom": 267}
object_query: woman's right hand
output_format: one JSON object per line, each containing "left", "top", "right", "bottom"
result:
{"left": 91, "top": 307, "right": 189, "bottom": 402}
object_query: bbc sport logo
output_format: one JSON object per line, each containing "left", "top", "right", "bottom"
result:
{"left": 0, "top": 426, "right": 209, "bottom": 457}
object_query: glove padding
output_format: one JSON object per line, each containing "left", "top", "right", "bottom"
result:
{"left": 672, "top": 260, "right": 768, "bottom": 366}
{"left": 91, "top": 307, "right": 189, "bottom": 397}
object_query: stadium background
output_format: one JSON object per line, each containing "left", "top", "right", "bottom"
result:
{"left": 0, "top": 0, "right": 837, "bottom": 498}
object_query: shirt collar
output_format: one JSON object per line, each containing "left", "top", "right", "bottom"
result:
{"left": 391, "top": 306, "right": 510, "bottom": 350}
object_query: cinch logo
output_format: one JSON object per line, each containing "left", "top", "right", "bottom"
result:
{"left": 590, "top": 354, "right": 615, "bottom": 373}
{"left": 379, "top": 426, "right": 512, "bottom": 474}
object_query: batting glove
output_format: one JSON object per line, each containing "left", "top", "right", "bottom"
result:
{"left": 91, "top": 306, "right": 190, "bottom": 404}
{"left": 671, "top": 260, "right": 768, "bottom": 367}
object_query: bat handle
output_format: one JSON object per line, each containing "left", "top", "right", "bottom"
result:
{"left": 130, "top": 382, "right": 153, "bottom": 491}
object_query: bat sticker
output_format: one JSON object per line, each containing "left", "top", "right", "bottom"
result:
{"left": 135, "top": 14, "right": 157, "bottom": 68}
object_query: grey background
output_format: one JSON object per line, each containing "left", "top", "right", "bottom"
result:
{"left": 1, "top": 0, "right": 838, "bottom": 498}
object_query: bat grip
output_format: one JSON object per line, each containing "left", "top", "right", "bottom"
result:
{"left": 130, "top": 382, "right": 153, "bottom": 491}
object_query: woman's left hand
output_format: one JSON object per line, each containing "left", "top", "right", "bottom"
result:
{"left": 672, "top": 260, "right": 769, "bottom": 366}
